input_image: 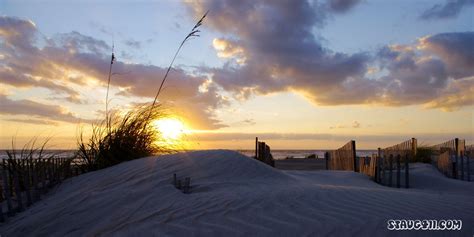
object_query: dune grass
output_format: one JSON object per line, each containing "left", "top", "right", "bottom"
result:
{"left": 76, "top": 105, "right": 172, "bottom": 172}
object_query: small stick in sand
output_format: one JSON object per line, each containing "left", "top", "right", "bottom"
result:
{"left": 173, "top": 173, "right": 177, "bottom": 187}
{"left": 183, "top": 177, "right": 191, "bottom": 194}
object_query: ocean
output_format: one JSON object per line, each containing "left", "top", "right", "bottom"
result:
{"left": 238, "top": 150, "right": 377, "bottom": 160}
{"left": 0, "top": 149, "right": 378, "bottom": 160}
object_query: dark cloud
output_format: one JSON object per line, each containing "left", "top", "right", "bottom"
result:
{"left": 189, "top": 0, "right": 370, "bottom": 104}
{"left": 186, "top": 1, "right": 473, "bottom": 110}
{"left": 420, "top": 32, "right": 474, "bottom": 78}
{"left": 420, "top": 0, "right": 474, "bottom": 20}
{"left": 326, "top": 0, "right": 362, "bottom": 13}
{"left": 0, "top": 16, "right": 227, "bottom": 129}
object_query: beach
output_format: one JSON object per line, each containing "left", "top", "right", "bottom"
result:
{"left": 1, "top": 150, "right": 473, "bottom": 236}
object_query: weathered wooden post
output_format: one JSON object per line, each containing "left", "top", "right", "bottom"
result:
{"left": 467, "top": 153, "right": 471, "bottom": 182}
{"left": 396, "top": 154, "right": 401, "bottom": 188}
{"left": 411, "top": 138, "right": 417, "bottom": 162}
{"left": 324, "top": 152, "right": 329, "bottom": 170}
{"left": 183, "top": 177, "right": 191, "bottom": 194}
{"left": 0, "top": 201, "right": 3, "bottom": 222}
{"left": 2, "top": 160, "right": 14, "bottom": 216}
{"left": 454, "top": 138, "right": 459, "bottom": 179}
{"left": 255, "top": 137, "right": 258, "bottom": 159}
{"left": 377, "top": 148, "right": 382, "bottom": 184}
{"left": 46, "top": 159, "right": 52, "bottom": 188}
{"left": 173, "top": 173, "right": 177, "bottom": 188}
{"left": 351, "top": 140, "right": 357, "bottom": 172}
{"left": 389, "top": 154, "right": 393, "bottom": 187}
{"left": 13, "top": 168, "right": 24, "bottom": 212}
{"left": 31, "top": 159, "right": 40, "bottom": 201}
{"left": 258, "top": 142, "right": 265, "bottom": 162}
{"left": 24, "top": 159, "right": 32, "bottom": 207}
{"left": 405, "top": 153, "right": 409, "bottom": 188}
{"left": 41, "top": 158, "right": 47, "bottom": 193}
{"left": 460, "top": 151, "right": 464, "bottom": 180}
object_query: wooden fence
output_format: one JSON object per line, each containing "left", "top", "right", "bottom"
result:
{"left": 359, "top": 154, "right": 377, "bottom": 178}
{"left": 467, "top": 144, "right": 474, "bottom": 182}
{"left": 254, "top": 137, "right": 275, "bottom": 167}
{"left": 431, "top": 138, "right": 471, "bottom": 181}
{"left": 375, "top": 138, "right": 417, "bottom": 188}
{"left": 325, "top": 140, "right": 356, "bottom": 171}
{"left": 0, "top": 157, "right": 80, "bottom": 222}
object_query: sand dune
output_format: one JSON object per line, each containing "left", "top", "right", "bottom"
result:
{"left": 1, "top": 150, "right": 473, "bottom": 236}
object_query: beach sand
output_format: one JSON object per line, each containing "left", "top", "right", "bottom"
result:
{"left": 1, "top": 150, "right": 473, "bottom": 236}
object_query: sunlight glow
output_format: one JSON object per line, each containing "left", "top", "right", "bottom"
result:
{"left": 153, "top": 118, "right": 186, "bottom": 140}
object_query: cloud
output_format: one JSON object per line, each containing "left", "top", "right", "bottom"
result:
{"left": 0, "top": 16, "right": 227, "bottom": 129}
{"left": 420, "top": 0, "right": 474, "bottom": 20}
{"left": 352, "top": 121, "right": 360, "bottom": 128}
{"left": 186, "top": 1, "right": 472, "bottom": 111}
{"left": 0, "top": 94, "right": 92, "bottom": 124}
{"left": 2, "top": 118, "right": 59, "bottom": 126}
{"left": 212, "top": 38, "right": 246, "bottom": 64}
{"left": 328, "top": 121, "right": 361, "bottom": 129}
{"left": 124, "top": 39, "right": 141, "bottom": 49}
{"left": 326, "top": 0, "right": 362, "bottom": 13}
{"left": 418, "top": 32, "right": 474, "bottom": 78}
{"left": 423, "top": 77, "right": 474, "bottom": 111}
{"left": 186, "top": 132, "right": 473, "bottom": 144}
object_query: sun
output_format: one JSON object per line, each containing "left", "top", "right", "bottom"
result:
{"left": 153, "top": 118, "right": 186, "bottom": 140}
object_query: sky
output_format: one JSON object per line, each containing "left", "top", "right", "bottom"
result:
{"left": 0, "top": 0, "right": 473, "bottom": 150}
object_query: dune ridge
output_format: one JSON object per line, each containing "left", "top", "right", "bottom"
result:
{"left": 1, "top": 150, "right": 473, "bottom": 236}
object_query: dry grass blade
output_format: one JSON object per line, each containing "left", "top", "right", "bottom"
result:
{"left": 150, "top": 10, "right": 209, "bottom": 109}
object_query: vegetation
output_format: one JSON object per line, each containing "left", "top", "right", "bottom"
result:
{"left": 76, "top": 105, "right": 170, "bottom": 172}
{"left": 414, "top": 146, "right": 434, "bottom": 163}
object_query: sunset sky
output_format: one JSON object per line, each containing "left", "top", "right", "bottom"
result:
{"left": 0, "top": 0, "right": 473, "bottom": 149}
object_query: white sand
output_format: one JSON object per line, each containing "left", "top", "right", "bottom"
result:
{"left": 1, "top": 150, "right": 473, "bottom": 236}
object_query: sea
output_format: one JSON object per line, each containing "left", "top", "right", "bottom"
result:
{"left": 0, "top": 149, "right": 378, "bottom": 160}
{"left": 238, "top": 150, "right": 377, "bottom": 160}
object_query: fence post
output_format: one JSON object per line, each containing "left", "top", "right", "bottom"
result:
{"left": 13, "top": 167, "right": 24, "bottom": 212}
{"left": 375, "top": 156, "right": 380, "bottom": 183}
{"left": 2, "top": 159, "right": 14, "bottom": 216}
{"left": 0, "top": 201, "right": 3, "bottom": 222}
{"left": 24, "top": 159, "right": 32, "bottom": 207}
{"left": 40, "top": 159, "right": 47, "bottom": 193}
{"left": 468, "top": 154, "right": 471, "bottom": 182}
{"left": 351, "top": 140, "right": 357, "bottom": 172}
{"left": 389, "top": 154, "right": 393, "bottom": 187}
{"left": 255, "top": 137, "right": 258, "bottom": 159}
{"left": 452, "top": 159, "right": 456, "bottom": 179}
{"left": 405, "top": 153, "right": 409, "bottom": 188}
{"left": 411, "top": 138, "right": 417, "bottom": 160}
{"left": 377, "top": 148, "right": 382, "bottom": 184}
{"left": 460, "top": 152, "right": 464, "bottom": 180}
{"left": 31, "top": 159, "right": 40, "bottom": 201}
{"left": 396, "top": 154, "right": 401, "bottom": 188}
{"left": 325, "top": 152, "right": 329, "bottom": 170}
{"left": 48, "top": 159, "right": 52, "bottom": 187}
{"left": 454, "top": 138, "right": 459, "bottom": 179}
